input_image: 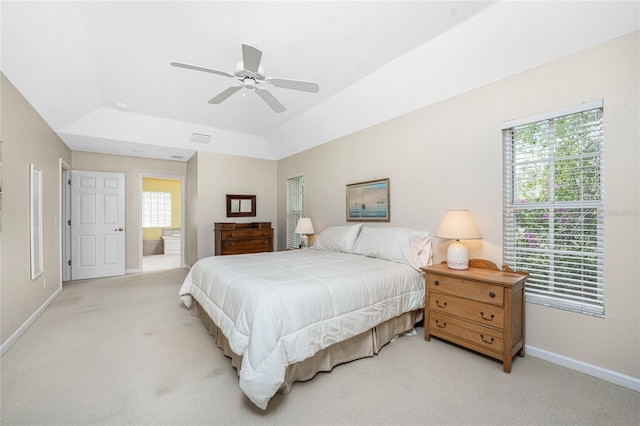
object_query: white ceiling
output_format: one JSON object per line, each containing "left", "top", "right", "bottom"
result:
{"left": 2, "top": 1, "right": 638, "bottom": 162}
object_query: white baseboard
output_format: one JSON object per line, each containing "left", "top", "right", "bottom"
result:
{"left": 526, "top": 345, "right": 640, "bottom": 392}
{"left": 0, "top": 286, "right": 62, "bottom": 357}
{"left": 125, "top": 268, "right": 141, "bottom": 274}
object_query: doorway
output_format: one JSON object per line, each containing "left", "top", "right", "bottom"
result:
{"left": 140, "top": 174, "right": 184, "bottom": 272}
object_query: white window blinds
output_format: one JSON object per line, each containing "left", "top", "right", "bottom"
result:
{"left": 286, "top": 176, "right": 304, "bottom": 250}
{"left": 142, "top": 191, "right": 172, "bottom": 228}
{"left": 502, "top": 100, "right": 605, "bottom": 316}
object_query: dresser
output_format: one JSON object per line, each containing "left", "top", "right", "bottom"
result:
{"left": 421, "top": 260, "right": 528, "bottom": 373}
{"left": 214, "top": 222, "right": 273, "bottom": 255}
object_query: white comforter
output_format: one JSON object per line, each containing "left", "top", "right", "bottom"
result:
{"left": 179, "top": 249, "right": 425, "bottom": 409}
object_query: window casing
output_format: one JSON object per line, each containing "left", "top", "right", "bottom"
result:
{"left": 286, "top": 176, "right": 304, "bottom": 250}
{"left": 142, "top": 191, "right": 172, "bottom": 228}
{"left": 502, "top": 100, "right": 604, "bottom": 317}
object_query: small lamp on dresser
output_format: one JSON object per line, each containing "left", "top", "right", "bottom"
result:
{"left": 295, "top": 218, "right": 315, "bottom": 248}
{"left": 435, "top": 209, "right": 482, "bottom": 270}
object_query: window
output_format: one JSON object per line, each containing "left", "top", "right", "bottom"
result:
{"left": 142, "top": 191, "right": 172, "bottom": 227}
{"left": 502, "top": 100, "right": 604, "bottom": 316}
{"left": 286, "top": 176, "right": 304, "bottom": 250}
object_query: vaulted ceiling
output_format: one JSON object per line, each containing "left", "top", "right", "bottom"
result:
{"left": 2, "top": 1, "right": 638, "bottom": 161}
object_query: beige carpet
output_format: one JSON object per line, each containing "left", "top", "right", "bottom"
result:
{"left": 1, "top": 268, "right": 638, "bottom": 425}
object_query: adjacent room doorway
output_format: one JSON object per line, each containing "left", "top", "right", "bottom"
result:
{"left": 139, "top": 174, "right": 184, "bottom": 272}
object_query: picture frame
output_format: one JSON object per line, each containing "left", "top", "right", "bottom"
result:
{"left": 226, "top": 194, "right": 256, "bottom": 217}
{"left": 346, "top": 178, "right": 390, "bottom": 222}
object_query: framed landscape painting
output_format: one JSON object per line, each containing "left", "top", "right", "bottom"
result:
{"left": 346, "top": 178, "right": 390, "bottom": 222}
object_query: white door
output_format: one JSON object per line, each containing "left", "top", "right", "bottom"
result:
{"left": 71, "top": 170, "right": 125, "bottom": 280}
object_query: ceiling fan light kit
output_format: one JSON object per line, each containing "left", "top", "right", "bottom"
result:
{"left": 171, "top": 43, "right": 319, "bottom": 113}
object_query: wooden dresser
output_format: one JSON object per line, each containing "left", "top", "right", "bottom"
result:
{"left": 214, "top": 222, "right": 273, "bottom": 255}
{"left": 421, "top": 260, "right": 528, "bottom": 373}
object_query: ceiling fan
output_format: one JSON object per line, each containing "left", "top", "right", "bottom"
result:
{"left": 171, "top": 43, "right": 319, "bottom": 113}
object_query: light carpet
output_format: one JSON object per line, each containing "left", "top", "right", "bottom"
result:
{"left": 1, "top": 268, "right": 638, "bottom": 425}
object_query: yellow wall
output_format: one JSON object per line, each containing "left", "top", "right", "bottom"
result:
{"left": 142, "top": 177, "right": 181, "bottom": 240}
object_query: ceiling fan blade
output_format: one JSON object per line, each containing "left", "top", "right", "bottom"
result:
{"left": 267, "top": 78, "right": 319, "bottom": 93}
{"left": 242, "top": 44, "right": 263, "bottom": 73}
{"left": 208, "top": 85, "right": 243, "bottom": 104}
{"left": 255, "top": 88, "right": 286, "bottom": 113}
{"left": 170, "top": 62, "right": 234, "bottom": 78}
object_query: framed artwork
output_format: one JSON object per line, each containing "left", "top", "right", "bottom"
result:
{"left": 226, "top": 194, "right": 256, "bottom": 217}
{"left": 346, "top": 178, "right": 390, "bottom": 222}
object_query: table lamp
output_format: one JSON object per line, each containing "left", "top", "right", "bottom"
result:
{"left": 295, "top": 217, "right": 315, "bottom": 248}
{"left": 435, "top": 210, "right": 482, "bottom": 270}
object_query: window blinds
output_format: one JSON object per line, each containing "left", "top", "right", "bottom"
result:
{"left": 502, "top": 101, "right": 604, "bottom": 316}
{"left": 286, "top": 176, "right": 304, "bottom": 250}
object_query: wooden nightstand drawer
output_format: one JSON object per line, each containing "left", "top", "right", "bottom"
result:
{"left": 429, "top": 293, "right": 504, "bottom": 329}
{"left": 429, "top": 312, "right": 503, "bottom": 355}
{"left": 427, "top": 275, "right": 504, "bottom": 306}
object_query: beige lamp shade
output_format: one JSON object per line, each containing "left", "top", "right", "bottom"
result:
{"left": 295, "top": 218, "right": 315, "bottom": 235}
{"left": 435, "top": 210, "right": 482, "bottom": 240}
{"left": 295, "top": 218, "right": 315, "bottom": 248}
{"left": 435, "top": 210, "right": 482, "bottom": 270}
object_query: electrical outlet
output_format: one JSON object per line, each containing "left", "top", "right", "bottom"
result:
{"left": 43, "top": 279, "right": 46, "bottom": 289}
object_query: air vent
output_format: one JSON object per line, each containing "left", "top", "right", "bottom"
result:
{"left": 171, "top": 154, "right": 185, "bottom": 160}
{"left": 190, "top": 133, "right": 212, "bottom": 144}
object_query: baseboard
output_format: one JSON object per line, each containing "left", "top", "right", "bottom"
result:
{"left": 0, "top": 286, "right": 62, "bottom": 357}
{"left": 125, "top": 268, "right": 141, "bottom": 274}
{"left": 526, "top": 345, "right": 640, "bottom": 392}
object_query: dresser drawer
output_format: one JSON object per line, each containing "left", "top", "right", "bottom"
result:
{"left": 220, "top": 229, "right": 273, "bottom": 241}
{"left": 429, "top": 312, "right": 503, "bottom": 355}
{"left": 427, "top": 274, "right": 504, "bottom": 306}
{"left": 221, "top": 238, "right": 272, "bottom": 253}
{"left": 429, "top": 293, "right": 504, "bottom": 329}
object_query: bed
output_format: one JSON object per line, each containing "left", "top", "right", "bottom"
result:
{"left": 179, "top": 224, "right": 432, "bottom": 409}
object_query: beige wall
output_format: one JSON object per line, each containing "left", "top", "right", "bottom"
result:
{"left": 189, "top": 151, "right": 277, "bottom": 261}
{"left": 185, "top": 153, "right": 198, "bottom": 267}
{"left": 71, "top": 152, "right": 186, "bottom": 272}
{"left": 1, "top": 73, "right": 72, "bottom": 345}
{"left": 277, "top": 32, "right": 639, "bottom": 379}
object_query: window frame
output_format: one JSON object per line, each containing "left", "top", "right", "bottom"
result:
{"left": 286, "top": 176, "right": 304, "bottom": 250}
{"left": 502, "top": 100, "right": 605, "bottom": 317}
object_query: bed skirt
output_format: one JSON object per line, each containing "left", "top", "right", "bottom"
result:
{"left": 192, "top": 301, "right": 423, "bottom": 395}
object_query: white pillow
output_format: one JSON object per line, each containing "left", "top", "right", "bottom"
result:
{"left": 311, "top": 224, "right": 363, "bottom": 252}
{"left": 350, "top": 226, "right": 432, "bottom": 270}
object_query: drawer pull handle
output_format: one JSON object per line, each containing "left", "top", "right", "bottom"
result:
{"left": 435, "top": 320, "right": 446, "bottom": 329}
{"left": 480, "top": 334, "right": 495, "bottom": 344}
{"left": 435, "top": 300, "right": 447, "bottom": 308}
{"left": 489, "top": 291, "right": 496, "bottom": 298}
{"left": 228, "top": 234, "right": 234, "bottom": 238}
{"left": 434, "top": 280, "right": 440, "bottom": 286}
{"left": 480, "top": 312, "right": 494, "bottom": 321}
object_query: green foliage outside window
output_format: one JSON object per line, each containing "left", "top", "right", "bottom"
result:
{"left": 504, "top": 106, "right": 604, "bottom": 315}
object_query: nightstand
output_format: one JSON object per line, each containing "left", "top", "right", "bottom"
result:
{"left": 421, "top": 260, "right": 528, "bottom": 373}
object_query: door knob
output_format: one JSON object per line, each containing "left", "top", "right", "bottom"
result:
{"left": 115, "top": 227, "right": 124, "bottom": 231}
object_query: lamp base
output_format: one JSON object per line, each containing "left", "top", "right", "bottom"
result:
{"left": 300, "top": 234, "right": 309, "bottom": 248}
{"left": 447, "top": 240, "right": 469, "bottom": 270}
